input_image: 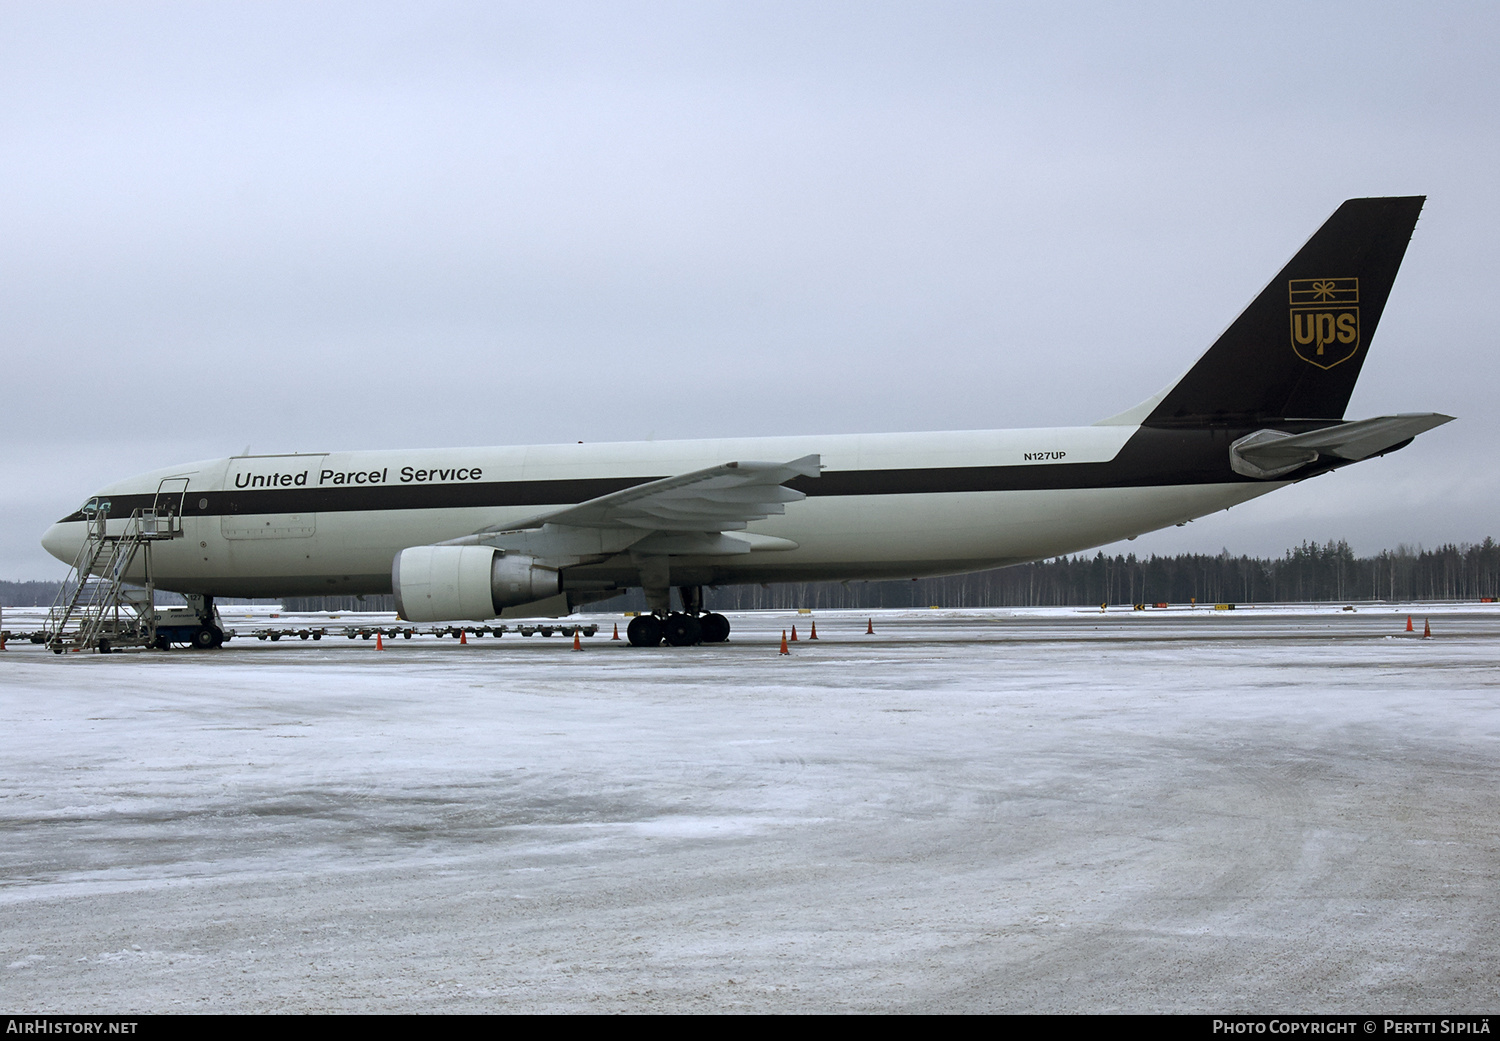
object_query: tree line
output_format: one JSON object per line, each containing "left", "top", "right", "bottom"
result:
{"left": 5, "top": 538, "right": 1497, "bottom": 610}
{"left": 676, "top": 538, "right": 1500, "bottom": 612}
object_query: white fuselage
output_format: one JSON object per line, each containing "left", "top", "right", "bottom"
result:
{"left": 39, "top": 196, "right": 1444, "bottom": 618}
{"left": 42, "top": 423, "right": 1280, "bottom": 602}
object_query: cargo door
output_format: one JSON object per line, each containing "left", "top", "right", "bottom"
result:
{"left": 221, "top": 455, "right": 325, "bottom": 539}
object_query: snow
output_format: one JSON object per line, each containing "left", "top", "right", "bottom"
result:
{"left": 1, "top": 607, "right": 1497, "bottom": 1011}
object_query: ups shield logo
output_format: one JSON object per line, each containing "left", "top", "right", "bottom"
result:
{"left": 1289, "top": 278, "right": 1360, "bottom": 370}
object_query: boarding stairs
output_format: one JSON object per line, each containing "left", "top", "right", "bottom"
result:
{"left": 44, "top": 480, "right": 188, "bottom": 654}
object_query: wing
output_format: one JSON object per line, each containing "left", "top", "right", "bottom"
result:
{"left": 438, "top": 454, "right": 821, "bottom": 559}
{"left": 505, "top": 454, "right": 822, "bottom": 532}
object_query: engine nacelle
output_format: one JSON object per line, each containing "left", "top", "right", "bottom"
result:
{"left": 391, "top": 545, "right": 561, "bottom": 622}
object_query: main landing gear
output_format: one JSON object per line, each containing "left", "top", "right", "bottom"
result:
{"left": 625, "top": 584, "right": 730, "bottom": 647}
{"left": 625, "top": 611, "right": 731, "bottom": 647}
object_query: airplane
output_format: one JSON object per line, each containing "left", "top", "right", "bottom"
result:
{"left": 42, "top": 196, "right": 1452, "bottom": 648}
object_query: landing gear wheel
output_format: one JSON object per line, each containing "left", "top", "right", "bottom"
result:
{"left": 662, "top": 613, "right": 703, "bottom": 647}
{"left": 191, "top": 625, "right": 224, "bottom": 650}
{"left": 626, "top": 615, "right": 663, "bottom": 647}
{"left": 699, "top": 612, "right": 731, "bottom": 643}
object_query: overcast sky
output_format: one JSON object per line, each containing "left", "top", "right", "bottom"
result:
{"left": 3, "top": 1, "right": 1496, "bottom": 579}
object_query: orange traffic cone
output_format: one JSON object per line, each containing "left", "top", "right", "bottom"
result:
{"left": 866, "top": 617, "right": 874, "bottom": 635}
{"left": 611, "top": 623, "right": 621, "bottom": 640}
{"left": 460, "top": 629, "right": 468, "bottom": 645}
{"left": 573, "top": 627, "right": 582, "bottom": 651}
{"left": 780, "top": 630, "right": 789, "bottom": 655}
{"left": 808, "top": 620, "right": 818, "bottom": 639}
{"left": 376, "top": 632, "right": 384, "bottom": 650}
{"left": 790, "top": 624, "right": 798, "bottom": 642}
{"left": 1406, "top": 616, "right": 1414, "bottom": 632}
{"left": 1423, "top": 618, "right": 1431, "bottom": 639}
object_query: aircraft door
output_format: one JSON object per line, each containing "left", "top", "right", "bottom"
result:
{"left": 150, "top": 477, "right": 190, "bottom": 537}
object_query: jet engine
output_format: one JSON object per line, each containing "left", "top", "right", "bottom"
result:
{"left": 391, "top": 545, "right": 560, "bottom": 622}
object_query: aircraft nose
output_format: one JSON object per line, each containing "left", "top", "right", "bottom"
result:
{"left": 41, "top": 521, "right": 81, "bottom": 565}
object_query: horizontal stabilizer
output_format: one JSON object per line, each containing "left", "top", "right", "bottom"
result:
{"left": 1230, "top": 413, "right": 1453, "bottom": 479}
